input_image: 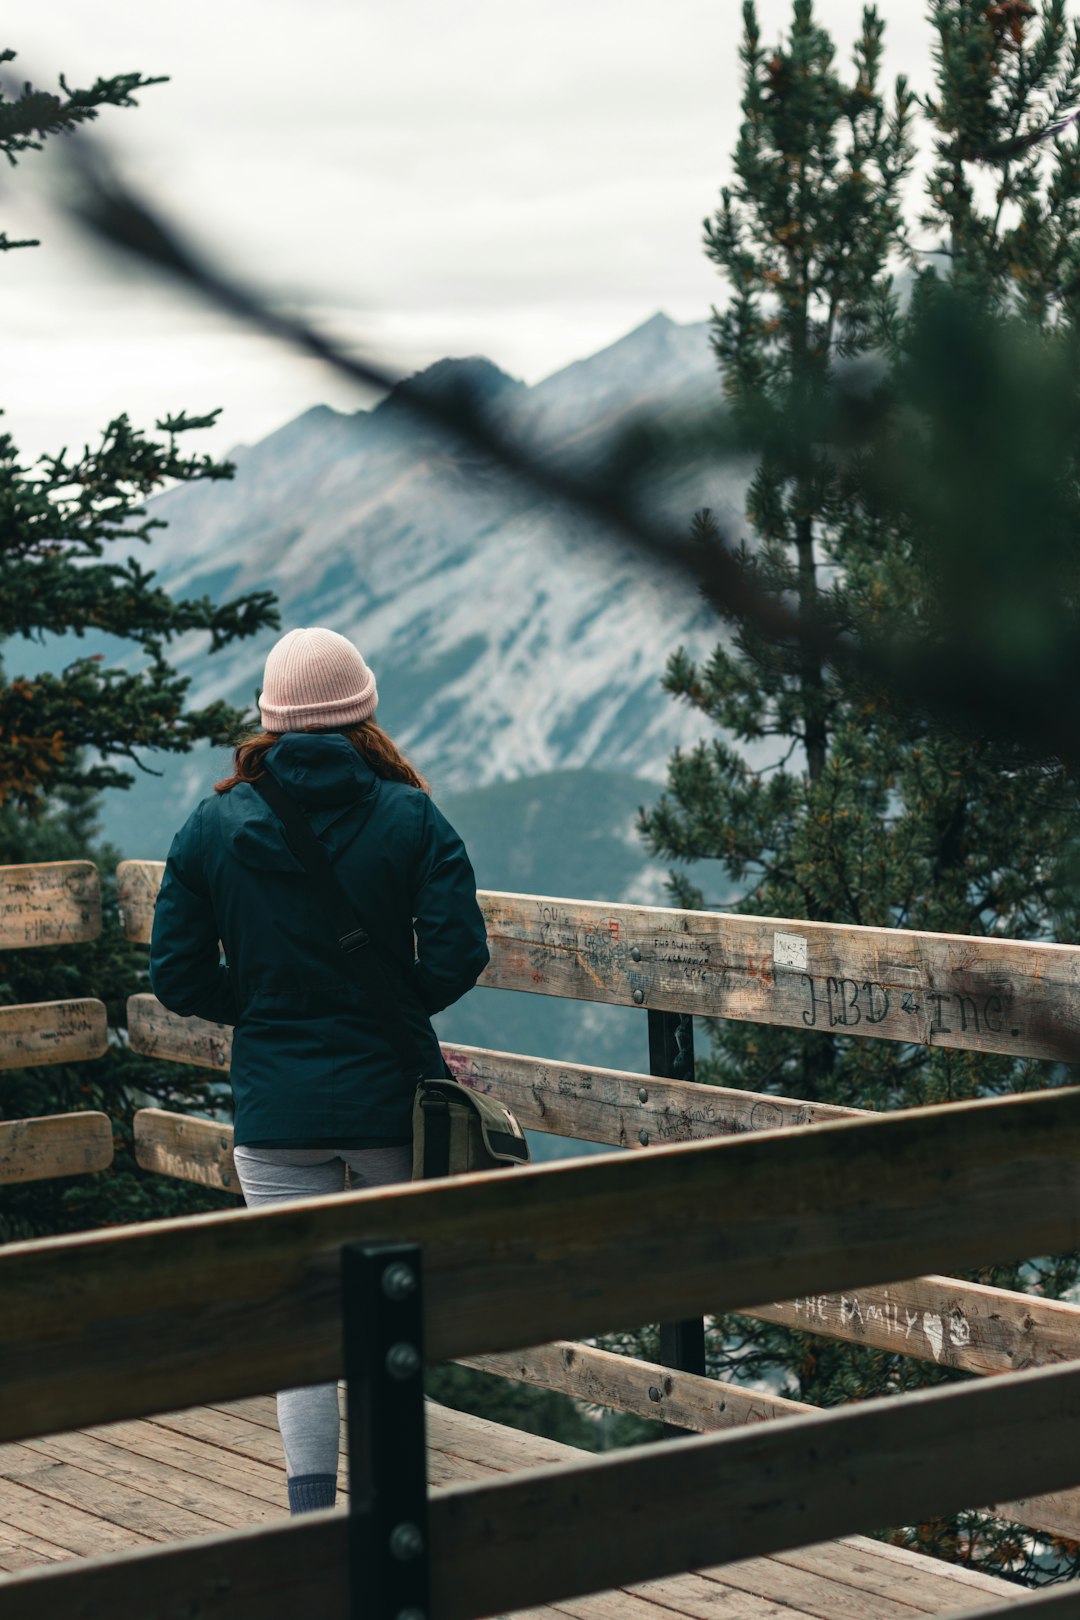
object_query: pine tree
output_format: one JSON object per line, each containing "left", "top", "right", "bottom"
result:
{"left": 640, "top": 0, "right": 1080, "bottom": 1582}
{"left": 923, "top": 0, "right": 1080, "bottom": 315}
{"left": 0, "top": 55, "right": 277, "bottom": 812}
{"left": 0, "top": 55, "right": 279, "bottom": 1236}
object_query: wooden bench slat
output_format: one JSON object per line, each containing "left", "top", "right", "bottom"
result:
{"left": 4, "top": 1084, "right": 1080, "bottom": 1441}
{"left": 0, "top": 862, "right": 101, "bottom": 949}
{"left": 0, "top": 1355, "right": 1070, "bottom": 1620}
{"left": 0, "top": 1114, "right": 113, "bottom": 1185}
{"left": 117, "top": 864, "right": 1080, "bottom": 1062}
{"left": 0, "top": 1001, "right": 108, "bottom": 1071}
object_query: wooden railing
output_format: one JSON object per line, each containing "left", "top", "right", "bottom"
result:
{"left": 4, "top": 1088, "right": 1080, "bottom": 1616}
{"left": 0, "top": 862, "right": 111, "bottom": 1183}
{"left": 117, "top": 860, "right": 1080, "bottom": 1061}
{"left": 112, "top": 860, "right": 1080, "bottom": 1551}
{"left": 7, "top": 857, "right": 1080, "bottom": 1612}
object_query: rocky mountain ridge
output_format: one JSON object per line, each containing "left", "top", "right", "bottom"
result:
{"left": 132, "top": 311, "right": 741, "bottom": 820}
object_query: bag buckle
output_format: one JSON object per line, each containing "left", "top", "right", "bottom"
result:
{"left": 339, "top": 927, "right": 370, "bottom": 953}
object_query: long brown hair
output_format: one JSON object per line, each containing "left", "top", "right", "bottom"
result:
{"left": 215, "top": 721, "right": 429, "bottom": 794}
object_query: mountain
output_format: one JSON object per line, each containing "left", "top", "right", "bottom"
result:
{"left": 68, "top": 312, "right": 748, "bottom": 1149}
{"left": 108, "top": 312, "right": 742, "bottom": 814}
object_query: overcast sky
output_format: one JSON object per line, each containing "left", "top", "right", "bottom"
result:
{"left": 5, "top": 1, "right": 932, "bottom": 463}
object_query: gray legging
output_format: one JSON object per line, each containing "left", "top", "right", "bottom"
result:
{"left": 233, "top": 1143, "right": 412, "bottom": 1486}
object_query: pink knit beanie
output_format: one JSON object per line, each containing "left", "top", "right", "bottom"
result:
{"left": 259, "top": 628, "right": 378, "bottom": 733}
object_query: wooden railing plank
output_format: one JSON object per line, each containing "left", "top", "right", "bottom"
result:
{"left": 115, "top": 859, "right": 162, "bottom": 949}
{"left": 117, "top": 863, "right": 1080, "bottom": 1062}
{"left": 1, "top": 1356, "right": 1078, "bottom": 1620}
{"left": 130, "top": 1022, "right": 1080, "bottom": 1385}
{"left": 127, "top": 996, "right": 230, "bottom": 1073}
{"left": 480, "top": 892, "right": 1080, "bottom": 1062}
{"left": 4, "top": 1085, "right": 1080, "bottom": 1441}
{"left": 126, "top": 994, "right": 858, "bottom": 1138}
{"left": 0, "top": 1114, "right": 113, "bottom": 1184}
{"left": 0, "top": 862, "right": 101, "bottom": 949}
{"left": 132, "top": 1070, "right": 889, "bottom": 1189}
{"left": 130, "top": 1037, "right": 1080, "bottom": 1384}
{"left": 464, "top": 1340, "right": 1080, "bottom": 1543}
{"left": 428, "top": 1355, "right": 1080, "bottom": 1620}
{"left": 130, "top": 1109, "right": 1080, "bottom": 1556}
{"left": 462, "top": 1340, "right": 809, "bottom": 1431}
{"left": 745, "top": 1278, "right": 1080, "bottom": 1376}
{"left": 444, "top": 1042, "right": 861, "bottom": 1143}
{"left": 0, "top": 1000, "right": 108, "bottom": 1071}
{"left": 134, "top": 1108, "right": 237, "bottom": 1191}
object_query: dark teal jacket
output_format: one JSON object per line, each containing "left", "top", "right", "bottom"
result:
{"left": 149, "top": 733, "right": 489, "bottom": 1145}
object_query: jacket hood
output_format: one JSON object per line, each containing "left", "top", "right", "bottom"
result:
{"left": 217, "top": 732, "right": 382, "bottom": 871}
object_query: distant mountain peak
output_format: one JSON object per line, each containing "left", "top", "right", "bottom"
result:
{"left": 125, "top": 310, "right": 743, "bottom": 832}
{"left": 377, "top": 354, "right": 524, "bottom": 422}
{"left": 633, "top": 310, "right": 675, "bottom": 333}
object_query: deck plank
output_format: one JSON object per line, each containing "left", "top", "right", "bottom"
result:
{"left": 0, "top": 1449, "right": 229, "bottom": 1541}
{"left": 695, "top": 1559, "right": 931, "bottom": 1617}
{"left": 0, "top": 1524, "right": 73, "bottom": 1566}
{"left": 18, "top": 1431, "right": 281, "bottom": 1529}
{"left": 830, "top": 1534, "right": 1029, "bottom": 1597}
{"left": 542, "top": 1584, "right": 794, "bottom": 1619}
{"left": 629, "top": 1573, "right": 816, "bottom": 1617}
{"left": 204, "top": 1393, "right": 280, "bottom": 1428}
{"left": 146, "top": 1406, "right": 300, "bottom": 1469}
{"left": 0, "top": 1475, "right": 154, "bottom": 1557}
{"left": 80, "top": 1416, "right": 287, "bottom": 1501}
{"left": 773, "top": 1538, "right": 1026, "bottom": 1606}
{"left": 426, "top": 1405, "right": 1027, "bottom": 1616}
{"left": 0, "top": 1398, "right": 1028, "bottom": 1616}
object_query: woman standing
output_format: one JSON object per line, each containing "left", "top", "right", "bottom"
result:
{"left": 149, "top": 627, "right": 490, "bottom": 1515}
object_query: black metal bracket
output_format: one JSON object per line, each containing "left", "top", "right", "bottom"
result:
{"left": 647, "top": 1008, "right": 696, "bottom": 1086}
{"left": 648, "top": 1009, "right": 707, "bottom": 1436}
{"left": 658, "top": 1318, "right": 706, "bottom": 1380}
{"left": 342, "top": 1241, "right": 430, "bottom": 1620}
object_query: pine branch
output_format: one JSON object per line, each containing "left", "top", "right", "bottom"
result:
{"left": 0, "top": 57, "right": 167, "bottom": 166}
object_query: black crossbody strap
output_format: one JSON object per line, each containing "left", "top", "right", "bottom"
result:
{"left": 252, "top": 773, "right": 427, "bottom": 1084}
{"left": 419, "top": 1087, "right": 452, "bottom": 1178}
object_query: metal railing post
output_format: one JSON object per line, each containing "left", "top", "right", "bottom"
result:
{"left": 649, "top": 1010, "right": 707, "bottom": 1434}
{"left": 342, "top": 1241, "right": 430, "bottom": 1620}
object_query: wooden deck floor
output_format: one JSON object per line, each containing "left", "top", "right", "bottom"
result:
{"left": 0, "top": 1394, "right": 1027, "bottom": 1617}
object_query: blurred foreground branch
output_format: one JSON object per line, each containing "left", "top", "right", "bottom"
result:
{"left": 27, "top": 118, "right": 1080, "bottom": 773}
